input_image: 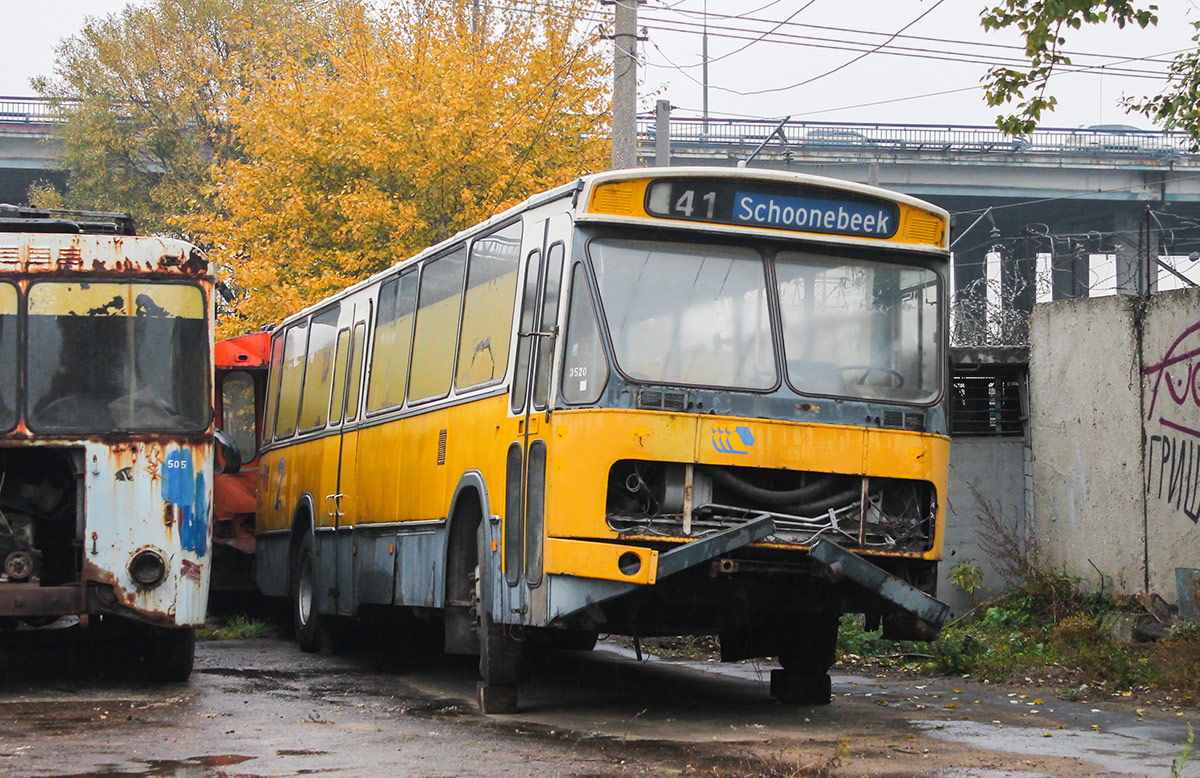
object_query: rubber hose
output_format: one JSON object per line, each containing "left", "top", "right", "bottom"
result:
{"left": 705, "top": 467, "right": 833, "bottom": 508}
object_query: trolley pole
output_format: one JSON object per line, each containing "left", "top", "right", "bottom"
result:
{"left": 611, "top": 0, "right": 639, "bottom": 169}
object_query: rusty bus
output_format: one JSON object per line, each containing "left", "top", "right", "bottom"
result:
{"left": 252, "top": 168, "right": 951, "bottom": 712}
{"left": 0, "top": 204, "right": 234, "bottom": 681}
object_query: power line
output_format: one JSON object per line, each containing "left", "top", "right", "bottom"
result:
{"left": 694, "top": 0, "right": 819, "bottom": 69}
{"left": 489, "top": 2, "right": 1173, "bottom": 79}
{"left": 634, "top": 14, "right": 1170, "bottom": 79}
{"left": 740, "top": 0, "right": 950, "bottom": 95}
{"left": 650, "top": 2, "right": 1180, "bottom": 67}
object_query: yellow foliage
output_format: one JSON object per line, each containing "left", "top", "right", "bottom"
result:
{"left": 200, "top": 0, "right": 610, "bottom": 335}
{"left": 35, "top": 0, "right": 326, "bottom": 236}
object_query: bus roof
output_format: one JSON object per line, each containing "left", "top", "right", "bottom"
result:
{"left": 0, "top": 232, "right": 210, "bottom": 278}
{"left": 0, "top": 204, "right": 137, "bottom": 236}
{"left": 216, "top": 331, "right": 272, "bottom": 369}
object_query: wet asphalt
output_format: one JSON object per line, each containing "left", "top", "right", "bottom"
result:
{"left": 0, "top": 620, "right": 1195, "bottom": 778}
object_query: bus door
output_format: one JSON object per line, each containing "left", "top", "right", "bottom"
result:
{"left": 326, "top": 306, "right": 369, "bottom": 616}
{"left": 506, "top": 215, "right": 570, "bottom": 607}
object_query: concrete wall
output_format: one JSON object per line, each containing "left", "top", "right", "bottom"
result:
{"left": 1030, "top": 288, "right": 1200, "bottom": 599}
{"left": 941, "top": 437, "right": 1030, "bottom": 618}
{"left": 1141, "top": 290, "right": 1200, "bottom": 595}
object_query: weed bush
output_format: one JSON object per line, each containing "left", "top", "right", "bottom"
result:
{"left": 199, "top": 614, "right": 277, "bottom": 641}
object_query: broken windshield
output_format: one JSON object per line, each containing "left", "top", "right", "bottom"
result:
{"left": 26, "top": 281, "right": 210, "bottom": 433}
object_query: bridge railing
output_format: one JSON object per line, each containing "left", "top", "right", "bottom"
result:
{"left": 0, "top": 96, "right": 65, "bottom": 124}
{"left": 3, "top": 97, "right": 1195, "bottom": 156}
{"left": 638, "top": 115, "right": 1196, "bottom": 157}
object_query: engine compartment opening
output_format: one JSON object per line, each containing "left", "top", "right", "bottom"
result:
{"left": 0, "top": 447, "right": 83, "bottom": 586}
{"left": 605, "top": 459, "right": 935, "bottom": 552}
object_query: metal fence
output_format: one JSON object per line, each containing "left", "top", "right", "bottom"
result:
{"left": 3, "top": 97, "right": 1193, "bottom": 156}
{"left": 0, "top": 97, "right": 62, "bottom": 124}
{"left": 638, "top": 115, "right": 1197, "bottom": 157}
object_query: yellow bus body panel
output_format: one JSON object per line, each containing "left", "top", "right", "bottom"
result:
{"left": 543, "top": 538, "right": 658, "bottom": 585}
{"left": 546, "top": 408, "right": 949, "bottom": 560}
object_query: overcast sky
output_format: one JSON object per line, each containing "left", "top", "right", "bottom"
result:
{"left": 4, "top": 0, "right": 1197, "bottom": 129}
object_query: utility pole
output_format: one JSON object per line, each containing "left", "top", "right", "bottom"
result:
{"left": 611, "top": 0, "right": 639, "bottom": 169}
{"left": 702, "top": 0, "right": 709, "bottom": 137}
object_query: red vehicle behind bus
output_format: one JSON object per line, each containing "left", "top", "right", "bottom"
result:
{"left": 212, "top": 331, "right": 270, "bottom": 591}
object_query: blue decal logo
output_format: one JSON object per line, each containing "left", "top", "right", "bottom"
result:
{"left": 712, "top": 426, "right": 755, "bottom": 455}
{"left": 273, "top": 458, "right": 286, "bottom": 511}
{"left": 162, "top": 448, "right": 208, "bottom": 556}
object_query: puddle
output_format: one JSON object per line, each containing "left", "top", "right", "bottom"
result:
{"left": 915, "top": 720, "right": 1199, "bottom": 777}
{"left": 28, "top": 755, "right": 255, "bottom": 778}
{"left": 936, "top": 770, "right": 1054, "bottom": 778}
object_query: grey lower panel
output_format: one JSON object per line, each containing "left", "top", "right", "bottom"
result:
{"left": 256, "top": 534, "right": 290, "bottom": 598}
{"left": 546, "top": 574, "right": 638, "bottom": 625}
{"left": 356, "top": 533, "right": 397, "bottom": 606}
{"left": 394, "top": 530, "right": 447, "bottom": 609}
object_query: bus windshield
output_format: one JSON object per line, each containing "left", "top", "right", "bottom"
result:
{"left": 586, "top": 237, "right": 941, "bottom": 403}
{"left": 26, "top": 281, "right": 209, "bottom": 433}
{"left": 588, "top": 238, "right": 777, "bottom": 389}
{"left": 776, "top": 252, "right": 941, "bottom": 404}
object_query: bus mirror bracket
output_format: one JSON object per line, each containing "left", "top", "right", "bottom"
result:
{"left": 214, "top": 428, "right": 242, "bottom": 476}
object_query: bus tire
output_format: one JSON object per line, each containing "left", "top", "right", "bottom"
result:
{"left": 770, "top": 668, "right": 832, "bottom": 705}
{"left": 772, "top": 612, "right": 839, "bottom": 705}
{"left": 291, "top": 532, "right": 324, "bottom": 653}
{"left": 146, "top": 627, "right": 196, "bottom": 683}
{"left": 475, "top": 526, "right": 523, "bottom": 713}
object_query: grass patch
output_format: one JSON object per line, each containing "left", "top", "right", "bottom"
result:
{"left": 837, "top": 572, "right": 1200, "bottom": 702}
{"left": 198, "top": 614, "right": 278, "bottom": 641}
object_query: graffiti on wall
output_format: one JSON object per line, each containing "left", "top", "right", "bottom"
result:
{"left": 1143, "top": 321, "right": 1200, "bottom": 523}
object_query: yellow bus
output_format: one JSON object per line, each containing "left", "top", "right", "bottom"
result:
{"left": 254, "top": 168, "right": 951, "bottom": 712}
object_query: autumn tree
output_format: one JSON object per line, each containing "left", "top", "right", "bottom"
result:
{"left": 199, "top": 0, "right": 609, "bottom": 332}
{"left": 979, "top": 1, "right": 1200, "bottom": 142}
{"left": 33, "top": 0, "right": 328, "bottom": 235}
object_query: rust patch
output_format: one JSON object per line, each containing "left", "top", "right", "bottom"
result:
{"left": 163, "top": 502, "right": 175, "bottom": 527}
{"left": 82, "top": 559, "right": 178, "bottom": 628}
{"left": 183, "top": 248, "right": 207, "bottom": 275}
{"left": 181, "top": 559, "right": 202, "bottom": 582}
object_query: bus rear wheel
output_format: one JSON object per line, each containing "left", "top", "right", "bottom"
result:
{"left": 291, "top": 532, "right": 324, "bottom": 653}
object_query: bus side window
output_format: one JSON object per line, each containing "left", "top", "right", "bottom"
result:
{"left": 409, "top": 247, "right": 466, "bottom": 403}
{"left": 533, "top": 242, "right": 565, "bottom": 410}
{"left": 457, "top": 221, "right": 521, "bottom": 390}
{"left": 367, "top": 273, "right": 417, "bottom": 412}
{"left": 263, "top": 333, "right": 284, "bottom": 440}
{"left": 274, "top": 321, "right": 309, "bottom": 438}
{"left": 561, "top": 265, "right": 608, "bottom": 405}
{"left": 221, "top": 371, "right": 258, "bottom": 459}
{"left": 510, "top": 249, "right": 541, "bottom": 414}
{"left": 346, "top": 321, "right": 366, "bottom": 420}
{"left": 297, "top": 307, "right": 340, "bottom": 432}
{"left": 328, "top": 328, "right": 352, "bottom": 425}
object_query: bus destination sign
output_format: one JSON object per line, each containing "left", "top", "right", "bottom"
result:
{"left": 644, "top": 178, "right": 901, "bottom": 239}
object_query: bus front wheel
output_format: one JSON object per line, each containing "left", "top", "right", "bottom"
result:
{"left": 771, "top": 612, "right": 839, "bottom": 705}
{"left": 146, "top": 627, "right": 196, "bottom": 683}
{"left": 291, "top": 532, "right": 324, "bottom": 653}
{"left": 475, "top": 526, "right": 524, "bottom": 713}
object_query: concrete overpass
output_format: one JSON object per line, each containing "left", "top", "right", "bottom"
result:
{"left": 5, "top": 97, "right": 1199, "bottom": 307}
{"left": 636, "top": 115, "right": 1200, "bottom": 317}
